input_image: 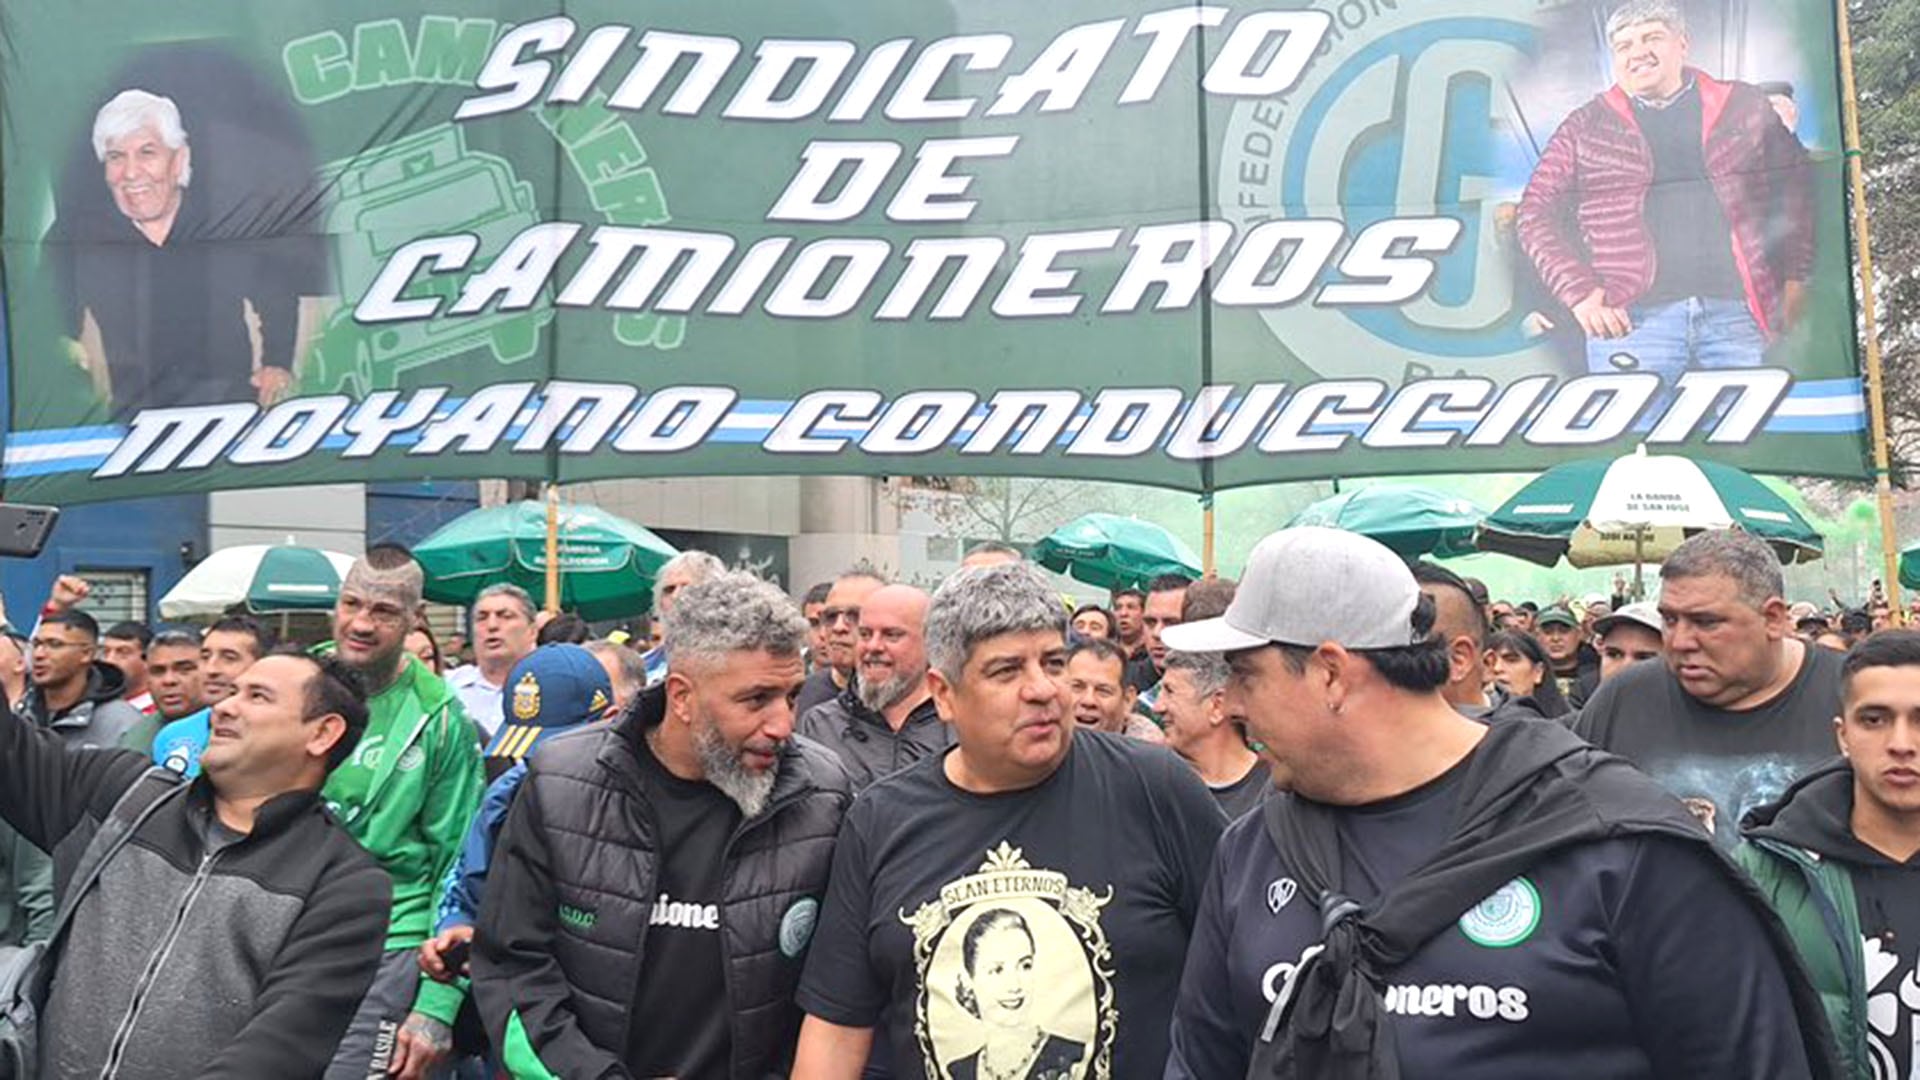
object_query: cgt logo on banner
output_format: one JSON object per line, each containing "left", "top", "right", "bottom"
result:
{"left": 0, "top": 1, "right": 1868, "bottom": 502}
{"left": 1221, "top": 0, "right": 1543, "bottom": 382}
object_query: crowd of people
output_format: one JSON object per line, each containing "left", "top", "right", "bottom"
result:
{"left": 0, "top": 522, "right": 1911, "bottom": 1079}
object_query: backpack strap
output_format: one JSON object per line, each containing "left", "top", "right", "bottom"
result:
{"left": 46, "top": 769, "right": 186, "bottom": 948}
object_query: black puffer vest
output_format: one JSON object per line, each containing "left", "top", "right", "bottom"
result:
{"left": 504, "top": 685, "right": 852, "bottom": 1077}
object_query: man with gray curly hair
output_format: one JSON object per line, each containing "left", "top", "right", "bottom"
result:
{"left": 473, "top": 570, "right": 852, "bottom": 1079}
{"left": 639, "top": 549, "right": 729, "bottom": 687}
{"left": 793, "top": 563, "right": 1225, "bottom": 1080}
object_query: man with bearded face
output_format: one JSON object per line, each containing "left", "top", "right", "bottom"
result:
{"left": 799, "top": 584, "right": 951, "bottom": 791}
{"left": 322, "top": 544, "right": 485, "bottom": 1079}
{"left": 795, "top": 569, "right": 888, "bottom": 718}
{"left": 473, "top": 571, "right": 853, "bottom": 1079}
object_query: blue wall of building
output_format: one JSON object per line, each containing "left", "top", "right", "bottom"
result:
{"left": 1, "top": 495, "right": 207, "bottom": 626}
{"left": 366, "top": 481, "right": 481, "bottom": 548}
{"left": 3, "top": 293, "right": 209, "bottom": 625}
{"left": 0, "top": 481, "right": 478, "bottom": 628}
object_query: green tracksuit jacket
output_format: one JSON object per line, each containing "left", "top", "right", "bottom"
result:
{"left": 323, "top": 654, "right": 484, "bottom": 1022}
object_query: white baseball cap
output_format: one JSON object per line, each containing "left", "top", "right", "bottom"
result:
{"left": 1593, "top": 601, "right": 1663, "bottom": 639}
{"left": 1159, "top": 527, "right": 1422, "bottom": 653}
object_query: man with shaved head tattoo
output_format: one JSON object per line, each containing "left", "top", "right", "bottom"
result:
{"left": 322, "top": 544, "right": 486, "bottom": 1079}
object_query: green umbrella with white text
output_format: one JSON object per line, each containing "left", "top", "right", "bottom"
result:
{"left": 158, "top": 542, "right": 356, "bottom": 619}
{"left": 1476, "top": 448, "right": 1822, "bottom": 595}
{"left": 413, "top": 500, "right": 679, "bottom": 620}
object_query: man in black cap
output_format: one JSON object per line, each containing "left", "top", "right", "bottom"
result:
{"left": 1162, "top": 526, "right": 1836, "bottom": 1079}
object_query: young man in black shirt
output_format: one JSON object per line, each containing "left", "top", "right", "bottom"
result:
{"left": 1110, "top": 588, "right": 1147, "bottom": 668}
{"left": 792, "top": 563, "right": 1225, "bottom": 1080}
{"left": 1124, "top": 574, "right": 1191, "bottom": 698}
{"left": 1574, "top": 529, "right": 1845, "bottom": 845}
{"left": 1593, "top": 601, "right": 1667, "bottom": 683}
{"left": 472, "top": 571, "right": 853, "bottom": 1079}
{"left": 1164, "top": 526, "right": 1837, "bottom": 1079}
{"left": 1739, "top": 630, "right": 1920, "bottom": 1079}
{"left": 1411, "top": 561, "right": 1541, "bottom": 721}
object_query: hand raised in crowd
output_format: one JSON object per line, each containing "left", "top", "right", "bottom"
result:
{"left": 387, "top": 1012, "right": 452, "bottom": 1080}
{"left": 1572, "top": 287, "right": 1633, "bottom": 339}
{"left": 416, "top": 924, "right": 473, "bottom": 983}
{"left": 48, "top": 574, "right": 91, "bottom": 612}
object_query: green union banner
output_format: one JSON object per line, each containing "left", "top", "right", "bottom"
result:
{"left": 0, "top": 0, "right": 1868, "bottom": 503}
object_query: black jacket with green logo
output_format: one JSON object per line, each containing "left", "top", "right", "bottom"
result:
{"left": 472, "top": 685, "right": 853, "bottom": 1079}
{"left": 1169, "top": 719, "right": 1840, "bottom": 1079}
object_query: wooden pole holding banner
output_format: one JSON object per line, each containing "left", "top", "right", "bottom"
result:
{"left": 543, "top": 483, "right": 561, "bottom": 614}
{"left": 1633, "top": 527, "right": 1646, "bottom": 602}
{"left": 1202, "top": 499, "right": 1216, "bottom": 577}
{"left": 1836, "top": 0, "right": 1904, "bottom": 614}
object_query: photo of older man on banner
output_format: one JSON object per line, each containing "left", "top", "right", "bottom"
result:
{"left": 0, "top": 0, "right": 1867, "bottom": 506}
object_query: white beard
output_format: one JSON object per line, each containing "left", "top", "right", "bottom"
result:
{"left": 694, "top": 718, "right": 778, "bottom": 818}
{"left": 856, "top": 664, "right": 924, "bottom": 713}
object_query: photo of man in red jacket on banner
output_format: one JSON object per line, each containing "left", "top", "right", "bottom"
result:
{"left": 1517, "top": 0, "right": 1814, "bottom": 384}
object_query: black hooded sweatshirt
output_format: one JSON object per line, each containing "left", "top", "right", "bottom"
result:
{"left": 1742, "top": 761, "right": 1920, "bottom": 1080}
{"left": 18, "top": 661, "right": 145, "bottom": 750}
{"left": 1168, "top": 717, "right": 1841, "bottom": 1079}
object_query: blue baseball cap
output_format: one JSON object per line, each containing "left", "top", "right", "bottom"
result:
{"left": 486, "top": 644, "right": 613, "bottom": 768}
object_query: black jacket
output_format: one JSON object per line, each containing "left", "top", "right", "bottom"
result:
{"left": 796, "top": 687, "right": 950, "bottom": 791}
{"left": 0, "top": 703, "right": 391, "bottom": 1080}
{"left": 472, "top": 685, "right": 854, "bottom": 1079}
{"left": 1246, "top": 718, "right": 1842, "bottom": 1080}
{"left": 792, "top": 667, "right": 844, "bottom": 721}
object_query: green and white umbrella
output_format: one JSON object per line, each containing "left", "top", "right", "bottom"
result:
{"left": 1033, "top": 513, "right": 1203, "bottom": 591}
{"left": 1476, "top": 447, "right": 1823, "bottom": 574}
{"left": 158, "top": 543, "right": 357, "bottom": 619}
{"left": 413, "top": 500, "right": 679, "bottom": 620}
{"left": 1897, "top": 542, "right": 1920, "bottom": 593}
{"left": 1286, "top": 484, "right": 1486, "bottom": 559}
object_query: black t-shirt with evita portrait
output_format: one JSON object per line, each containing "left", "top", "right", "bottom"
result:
{"left": 797, "top": 731, "right": 1226, "bottom": 1080}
